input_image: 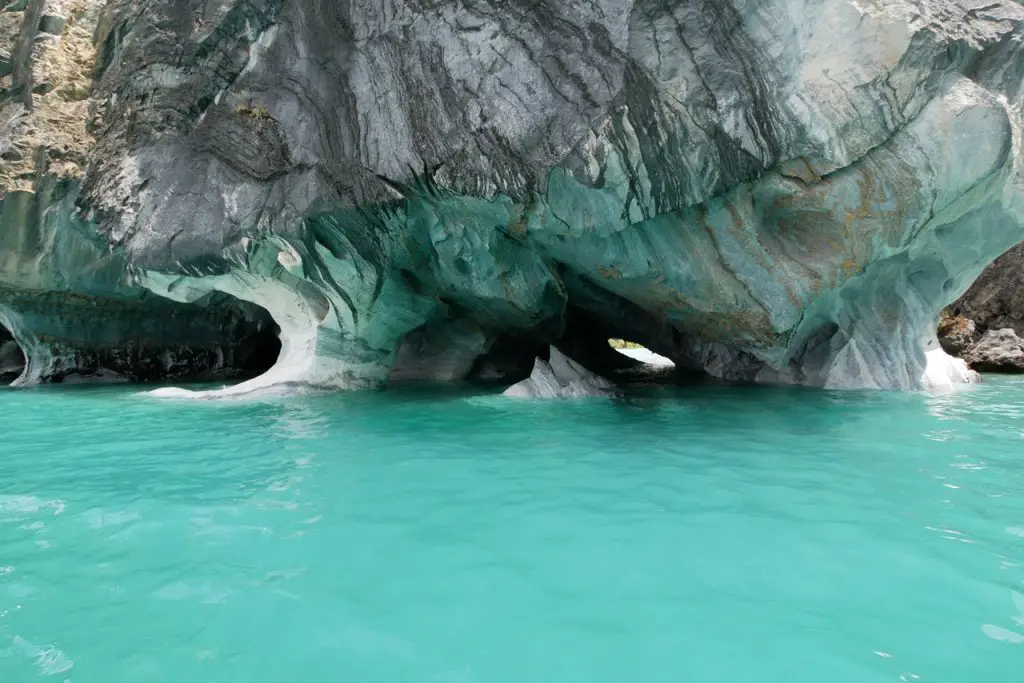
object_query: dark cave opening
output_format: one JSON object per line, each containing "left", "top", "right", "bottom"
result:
{"left": 0, "top": 323, "right": 26, "bottom": 386}
{"left": 467, "top": 333, "right": 548, "bottom": 385}
{"left": 193, "top": 293, "right": 282, "bottom": 383}
{"left": 81, "top": 293, "right": 286, "bottom": 385}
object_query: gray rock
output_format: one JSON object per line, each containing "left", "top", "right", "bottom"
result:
{"left": 964, "top": 329, "right": 1024, "bottom": 373}
{"left": 938, "top": 315, "right": 979, "bottom": 357}
{"left": 0, "top": 178, "right": 280, "bottom": 385}
{"left": 4, "top": 0, "right": 1024, "bottom": 392}
{"left": 951, "top": 243, "right": 1024, "bottom": 338}
{"left": 503, "top": 347, "right": 615, "bottom": 398}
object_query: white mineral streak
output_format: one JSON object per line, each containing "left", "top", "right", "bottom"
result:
{"left": 144, "top": 276, "right": 321, "bottom": 399}
{"left": 0, "top": 307, "right": 40, "bottom": 387}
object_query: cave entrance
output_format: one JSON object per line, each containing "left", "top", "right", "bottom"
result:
{"left": 199, "top": 293, "right": 282, "bottom": 383}
{"left": 137, "top": 292, "right": 283, "bottom": 385}
{"left": 0, "top": 322, "right": 26, "bottom": 386}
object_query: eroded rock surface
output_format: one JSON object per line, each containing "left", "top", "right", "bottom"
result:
{"left": 1, "top": 1, "right": 284, "bottom": 384}
{"left": 938, "top": 314, "right": 979, "bottom": 357}
{"left": 503, "top": 347, "right": 615, "bottom": 398}
{"left": 3, "top": 0, "right": 1024, "bottom": 391}
{"left": 950, "top": 243, "right": 1024, "bottom": 339}
{"left": 0, "top": 176, "right": 282, "bottom": 384}
{"left": 941, "top": 244, "right": 1024, "bottom": 373}
{"left": 963, "top": 328, "right": 1024, "bottom": 373}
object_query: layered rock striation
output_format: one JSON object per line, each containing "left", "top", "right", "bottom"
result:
{"left": 0, "top": 175, "right": 281, "bottom": 384}
{"left": 1, "top": 1, "right": 281, "bottom": 385}
{"left": 4, "top": 0, "right": 1024, "bottom": 391}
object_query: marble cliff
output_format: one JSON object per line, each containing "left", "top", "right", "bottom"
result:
{"left": 2, "top": 0, "right": 1024, "bottom": 392}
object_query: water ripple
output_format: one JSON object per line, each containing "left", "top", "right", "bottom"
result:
{"left": 1, "top": 380, "right": 1024, "bottom": 681}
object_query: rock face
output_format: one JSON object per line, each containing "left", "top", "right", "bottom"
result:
{"left": 3, "top": 0, "right": 1024, "bottom": 391}
{"left": 0, "top": 175, "right": 282, "bottom": 385}
{"left": 949, "top": 242, "right": 1024, "bottom": 339}
{"left": 963, "top": 328, "right": 1024, "bottom": 373}
{"left": 941, "top": 243, "right": 1024, "bottom": 373}
{"left": 0, "top": 1, "right": 283, "bottom": 385}
{"left": 503, "top": 347, "right": 615, "bottom": 398}
{"left": 937, "top": 314, "right": 979, "bottom": 357}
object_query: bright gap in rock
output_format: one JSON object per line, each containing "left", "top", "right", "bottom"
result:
{"left": 0, "top": 323, "right": 26, "bottom": 386}
{"left": 607, "top": 338, "right": 675, "bottom": 368}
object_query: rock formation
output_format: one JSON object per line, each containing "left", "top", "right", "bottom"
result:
{"left": 941, "top": 242, "right": 1024, "bottom": 374}
{"left": 3, "top": 0, "right": 1024, "bottom": 392}
{"left": 950, "top": 243, "right": 1024, "bottom": 337}
{"left": 963, "top": 328, "right": 1024, "bottom": 373}
{"left": 504, "top": 347, "right": 615, "bottom": 398}
{"left": 1, "top": 1, "right": 281, "bottom": 385}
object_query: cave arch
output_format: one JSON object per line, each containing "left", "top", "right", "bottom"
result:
{"left": 0, "top": 322, "right": 26, "bottom": 386}
{"left": 181, "top": 292, "right": 282, "bottom": 383}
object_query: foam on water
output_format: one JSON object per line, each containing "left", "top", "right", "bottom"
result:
{"left": 2, "top": 379, "right": 1024, "bottom": 681}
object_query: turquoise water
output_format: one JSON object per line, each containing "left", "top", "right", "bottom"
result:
{"left": 2, "top": 380, "right": 1024, "bottom": 682}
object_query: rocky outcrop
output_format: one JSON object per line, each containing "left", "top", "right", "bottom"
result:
{"left": 0, "top": 176, "right": 282, "bottom": 385}
{"left": 0, "top": 1, "right": 282, "bottom": 386}
{"left": 3, "top": 0, "right": 1024, "bottom": 392}
{"left": 937, "top": 314, "right": 979, "bottom": 357}
{"left": 963, "top": 328, "right": 1024, "bottom": 373}
{"left": 949, "top": 242, "right": 1024, "bottom": 337}
{"left": 1, "top": 0, "right": 98, "bottom": 190}
{"left": 503, "top": 347, "right": 615, "bottom": 398}
{"left": 941, "top": 243, "right": 1024, "bottom": 373}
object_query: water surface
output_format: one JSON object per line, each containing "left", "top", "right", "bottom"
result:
{"left": 2, "top": 379, "right": 1023, "bottom": 681}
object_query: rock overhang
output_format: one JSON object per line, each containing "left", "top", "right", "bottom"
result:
{"left": 4, "top": 0, "right": 1024, "bottom": 392}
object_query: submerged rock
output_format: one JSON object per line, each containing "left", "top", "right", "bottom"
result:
{"left": 3, "top": 0, "right": 1024, "bottom": 392}
{"left": 963, "top": 329, "right": 1024, "bottom": 373}
{"left": 503, "top": 348, "right": 615, "bottom": 399}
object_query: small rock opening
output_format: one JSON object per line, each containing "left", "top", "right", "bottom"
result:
{"left": 0, "top": 323, "right": 26, "bottom": 386}
{"left": 607, "top": 338, "right": 675, "bottom": 368}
